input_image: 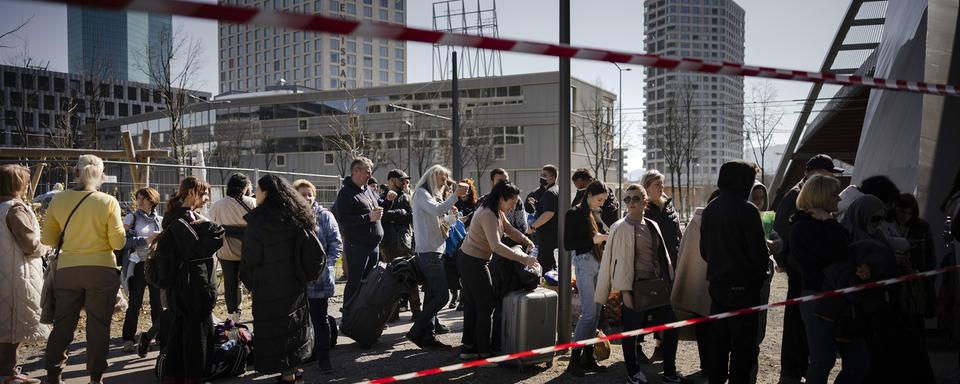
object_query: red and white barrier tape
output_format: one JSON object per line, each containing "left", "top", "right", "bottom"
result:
{"left": 362, "top": 264, "right": 960, "bottom": 384}
{"left": 45, "top": 0, "right": 960, "bottom": 97}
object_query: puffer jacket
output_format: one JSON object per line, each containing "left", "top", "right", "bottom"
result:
{"left": 646, "top": 198, "right": 681, "bottom": 264}
{"left": 240, "top": 206, "right": 313, "bottom": 374}
{"left": 379, "top": 189, "right": 413, "bottom": 259}
{"left": 0, "top": 199, "right": 50, "bottom": 343}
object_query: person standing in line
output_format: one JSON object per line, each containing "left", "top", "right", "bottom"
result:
{"left": 0, "top": 165, "right": 50, "bottom": 384}
{"left": 641, "top": 170, "right": 680, "bottom": 266}
{"left": 563, "top": 180, "right": 610, "bottom": 377}
{"left": 455, "top": 178, "right": 479, "bottom": 226}
{"left": 333, "top": 157, "right": 385, "bottom": 304}
{"left": 379, "top": 169, "right": 420, "bottom": 321}
{"left": 571, "top": 168, "right": 620, "bottom": 229}
{"left": 41, "top": 155, "right": 125, "bottom": 384}
{"left": 457, "top": 181, "right": 536, "bottom": 360}
{"left": 700, "top": 161, "right": 769, "bottom": 384}
{"left": 527, "top": 165, "right": 560, "bottom": 274}
{"left": 294, "top": 179, "right": 342, "bottom": 375}
{"left": 120, "top": 187, "right": 163, "bottom": 354}
{"left": 596, "top": 184, "right": 684, "bottom": 384}
{"left": 154, "top": 176, "right": 224, "bottom": 384}
{"left": 771, "top": 153, "right": 843, "bottom": 384}
{"left": 408, "top": 165, "right": 467, "bottom": 350}
{"left": 478, "top": 169, "right": 528, "bottom": 237}
{"left": 790, "top": 175, "right": 869, "bottom": 384}
{"left": 241, "top": 175, "right": 316, "bottom": 383}
{"left": 895, "top": 193, "right": 938, "bottom": 320}
{"left": 208, "top": 173, "right": 256, "bottom": 323}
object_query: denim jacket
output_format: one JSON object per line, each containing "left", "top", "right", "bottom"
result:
{"left": 306, "top": 203, "right": 343, "bottom": 299}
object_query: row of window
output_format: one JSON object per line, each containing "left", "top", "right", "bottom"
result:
{"left": 2, "top": 72, "right": 177, "bottom": 103}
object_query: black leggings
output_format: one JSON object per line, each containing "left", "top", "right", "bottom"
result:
{"left": 457, "top": 251, "right": 496, "bottom": 354}
{"left": 122, "top": 262, "right": 162, "bottom": 341}
{"left": 308, "top": 298, "right": 331, "bottom": 363}
{"left": 220, "top": 259, "right": 242, "bottom": 314}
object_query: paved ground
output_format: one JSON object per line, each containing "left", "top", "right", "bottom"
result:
{"left": 17, "top": 273, "right": 960, "bottom": 383}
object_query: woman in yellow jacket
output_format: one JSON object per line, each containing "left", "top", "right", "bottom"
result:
{"left": 41, "top": 155, "right": 125, "bottom": 384}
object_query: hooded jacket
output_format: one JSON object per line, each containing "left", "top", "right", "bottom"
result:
{"left": 240, "top": 206, "right": 313, "bottom": 374}
{"left": 700, "top": 161, "right": 769, "bottom": 288}
{"left": 789, "top": 211, "right": 851, "bottom": 291}
{"left": 333, "top": 176, "right": 384, "bottom": 247}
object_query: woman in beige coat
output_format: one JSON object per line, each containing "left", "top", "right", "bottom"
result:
{"left": 0, "top": 165, "right": 50, "bottom": 384}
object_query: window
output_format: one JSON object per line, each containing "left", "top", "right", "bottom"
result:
{"left": 494, "top": 146, "right": 505, "bottom": 160}
{"left": 276, "top": 154, "right": 286, "bottom": 167}
{"left": 324, "top": 153, "right": 335, "bottom": 165}
{"left": 298, "top": 119, "right": 308, "bottom": 131}
{"left": 363, "top": 6, "right": 372, "bottom": 17}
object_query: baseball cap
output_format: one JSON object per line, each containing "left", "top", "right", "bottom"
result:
{"left": 805, "top": 154, "right": 845, "bottom": 174}
{"left": 387, "top": 169, "right": 411, "bottom": 180}
{"left": 368, "top": 177, "right": 379, "bottom": 185}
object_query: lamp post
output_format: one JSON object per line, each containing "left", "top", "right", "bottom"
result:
{"left": 404, "top": 120, "right": 412, "bottom": 172}
{"left": 612, "top": 63, "right": 631, "bottom": 216}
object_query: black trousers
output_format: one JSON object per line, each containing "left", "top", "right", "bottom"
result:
{"left": 534, "top": 230, "right": 557, "bottom": 275}
{"left": 780, "top": 269, "right": 808, "bottom": 379}
{"left": 343, "top": 242, "right": 379, "bottom": 305}
{"left": 160, "top": 311, "right": 212, "bottom": 380}
{"left": 308, "top": 298, "right": 331, "bottom": 364}
{"left": 623, "top": 305, "right": 679, "bottom": 377}
{"left": 122, "top": 262, "right": 163, "bottom": 341}
{"left": 708, "top": 284, "right": 761, "bottom": 384}
{"left": 457, "top": 251, "right": 496, "bottom": 354}
{"left": 219, "top": 259, "right": 242, "bottom": 314}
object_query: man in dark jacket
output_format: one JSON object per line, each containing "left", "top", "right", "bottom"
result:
{"left": 571, "top": 168, "right": 620, "bottom": 229}
{"left": 771, "top": 154, "right": 843, "bottom": 383}
{"left": 700, "top": 160, "right": 769, "bottom": 384}
{"left": 379, "top": 169, "right": 421, "bottom": 320}
{"left": 334, "top": 157, "right": 385, "bottom": 305}
{"left": 527, "top": 165, "right": 560, "bottom": 274}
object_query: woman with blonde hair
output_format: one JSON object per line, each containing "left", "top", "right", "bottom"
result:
{"left": 41, "top": 154, "right": 126, "bottom": 384}
{"left": 0, "top": 165, "right": 50, "bottom": 384}
{"left": 642, "top": 170, "right": 681, "bottom": 265}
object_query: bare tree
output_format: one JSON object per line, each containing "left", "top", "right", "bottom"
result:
{"left": 462, "top": 122, "right": 497, "bottom": 194}
{"left": 0, "top": 16, "right": 33, "bottom": 49}
{"left": 5, "top": 41, "right": 44, "bottom": 147}
{"left": 135, "top": 26, "right": 203, "bottom": 166}
{"left": 745, "top": 80, "right": 783, "bottom": 185}
{"left": 207, "top": 120, "right": 254, "bottom": 184}
{"left": 574, "top": 82, "right": 617, "bottom": 182}
{"left": 657, "top": 96, "right": 685, "bottom": 212}
{"left": 677, "top": 80, "right": 705, "bottom": 219}
{"left": 322, "top": 100, "right": 384, "bottom": 176}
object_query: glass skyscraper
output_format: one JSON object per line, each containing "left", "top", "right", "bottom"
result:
{"left": 67, "top": 6, "right": 172, "bottom": 84}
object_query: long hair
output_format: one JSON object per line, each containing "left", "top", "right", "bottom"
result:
{"left": 166, "top": 176, "right": 210, "bottom": 215}
{"left": 459, "top": 178, "right": 479, "bottom": 205}
{"left": 415, "top": 164, "right": 450, "bottom": 199}
{"left": 481, "top": 181, "right": 521, "bottom": 213}
{"left": 257, "top": 174, "right": 316, "bottom": 231}
{"left": 576, "top": 180, "right": 607, "bottom": 236}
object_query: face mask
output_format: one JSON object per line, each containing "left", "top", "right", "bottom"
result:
{"left": 539, "top": 177, "right": 548, "bottom": 187}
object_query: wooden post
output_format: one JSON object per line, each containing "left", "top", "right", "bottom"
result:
{"left": 121, "top": 131, "right": 141, "bottom": 189}
{"left": 140, "top": 129, "right": 152, "bottom": 188}
{"left": 28, "top": 160, "right": 46, "bottom": 201}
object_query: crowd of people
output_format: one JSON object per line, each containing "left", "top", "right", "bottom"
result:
{"left": 0, "top": 151, "right": 958, "bottom": 384}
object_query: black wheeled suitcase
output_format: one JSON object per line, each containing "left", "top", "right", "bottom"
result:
{"left": 339, "top": 265, "right": 403, "bottom": 348}
{"left": 500, "top": 287, "right": 557, "bottom": 370}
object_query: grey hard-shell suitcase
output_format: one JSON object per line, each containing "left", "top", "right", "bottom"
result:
{"left": 500, "top": 287, "right": 557, "bottom": 369}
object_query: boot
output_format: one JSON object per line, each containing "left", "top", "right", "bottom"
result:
{"left": 565, "top": 348, "right": 586, "bottom": 377}
{"left": 581, "top": 346, "right": 608, "bottom": 373}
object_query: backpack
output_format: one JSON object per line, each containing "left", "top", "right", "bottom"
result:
{"left": 144, "top": 228, "right": 176, "bottom": 289}
{"left": 156, "top": 320, "right": 253, "bottom": 380}
{"left": 293, "top": 228, "right": 325, "bottom": 283}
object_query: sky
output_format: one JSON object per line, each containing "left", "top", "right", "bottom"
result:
{"left": 1, "top": 0, "right": 850, "bottom": 174}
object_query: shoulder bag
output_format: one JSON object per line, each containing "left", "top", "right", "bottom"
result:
{"left": 630, "top": 220, "right": 671, "bottom": 312}
{"left": 40, "top": 191, "right": 95, "bottom": 324}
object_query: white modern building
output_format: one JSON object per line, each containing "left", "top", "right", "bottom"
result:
{"left": 218, "top": 0, "right": 408, "bottom": 94}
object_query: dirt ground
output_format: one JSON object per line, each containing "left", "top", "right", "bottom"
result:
{"left": 17, "top": 272, "right": 960, "bottom": 384}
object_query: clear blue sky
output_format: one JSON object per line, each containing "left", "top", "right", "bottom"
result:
{"left": 2, "top": 0, "right": 849, "bottom": 173}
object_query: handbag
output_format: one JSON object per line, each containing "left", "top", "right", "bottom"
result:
{"left": 593, "top": 329, "right": 612, "bottom": 361}
{"left": 40, "top": 191, "right": 95, "bottom": 324}
{"left": 630, "top": 220, "right": 672, "bottom": 312}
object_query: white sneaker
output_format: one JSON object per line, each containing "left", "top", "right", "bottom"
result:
{"left": 626, "top": 370, "right": 649, "bottom": 384}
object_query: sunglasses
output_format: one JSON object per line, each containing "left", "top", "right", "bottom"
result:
{"left": 623, "top": 196, "right": 646, "bottom": 204}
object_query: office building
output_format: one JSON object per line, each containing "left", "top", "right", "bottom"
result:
{"left": 67, "top": 6, "right": 172, "bottom": 84}
{"left": 218, "top": 0, "right": 408, "bottom": 94}
{"left": 642, "top": 0, "right": 745, "bottom": 185}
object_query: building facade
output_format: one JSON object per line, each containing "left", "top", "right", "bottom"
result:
{"left": 1, "top": 64, "right": 210, "bottom": 149}
{"left": 218, "top": 0, "right": 408, "bottom": 94}
{"left": 67, "top": 6, "right": 171, "bottom": 84}
{"left": 642, "top": 0, "right": 745, "bottom": 186}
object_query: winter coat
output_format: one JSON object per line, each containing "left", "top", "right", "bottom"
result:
{"left": 240, "top": 206, "right": 313, "bottom": 374}
{"left": 595, "top": 216, "right": 674, "bottom": 305}
{"left": 671, "top": 207, "right": 711, "bottom": 316}
{"left": 789, "top": 211, "right": 851, "bottom": 291}
{"left": 773, "top": 182, "right": 802, "bottom": 270}
{"left": 0, "top": 198, "right": 50, "bottom": 343}
{"left": 379, "top": 189, "right": 413, "bottom": 259}
{"left": 645, "top": 197, "right": 681, "bottom": 264}
{"left": 333, "top": 176, "right": 383, "bottom": 248}
{"left": 306, "top": 203, "right": 342, "bottom": 299}
{"left": 700, "top": 162, "right": 769, "bottom": 288}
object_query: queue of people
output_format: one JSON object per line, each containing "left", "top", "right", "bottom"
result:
{"left": 0, "top": 152, "right": 956, "bottom": 384}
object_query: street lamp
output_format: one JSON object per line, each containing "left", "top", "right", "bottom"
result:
{"left": 404, "top": 120, "right": 413, "bottom": 172}
{"left": 612, "top": 62, "right": 631, "bottom": 216}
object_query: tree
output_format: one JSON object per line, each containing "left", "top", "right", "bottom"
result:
{"left": 5, "top": 41, "right": 44, "bottom": 147}
{"left": 135, "top": 26, "right": 203, "bottom": 167}
{"left": 658, "top": 96, "right": 685, "bottom": 214}
{"left": 463, "top": 125, "right": 496, "bottom": 193}
{"left": 677, "top": 81, "right": 705, "bottom": 219}
{"left": 206, "top": 119, "right": 255, "bottom": 184}
{"left": 745, "top": 80, "right": 783, "bottom": 185}
{"left": 0, "top": 16, "right": 32, "bottom": 49}
{"left": 574, "top": 81, "right": 618, "bottom": 182}
{"left": 322, "top": 96, "right": 386, "bottom": 176}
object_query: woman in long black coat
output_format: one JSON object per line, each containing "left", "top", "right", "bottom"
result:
{"left": 241, "top": 175, "right": 316, "bottom": 383}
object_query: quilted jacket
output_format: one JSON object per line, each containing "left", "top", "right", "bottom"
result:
{"left": 0, "top": 198, "right": 51, "bottom": 343}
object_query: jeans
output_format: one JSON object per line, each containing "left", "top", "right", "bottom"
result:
{"left": 410, "top": 252, "right": 449, "bottom": 339}
{"left": 780, "top": 269, "right": 808, "bottom": 378}
{"left": 707, "top": 283, "right": 761, "bottom": 384}
{"left": 622, "top": 304, "right": 679, "bottom": 376}
{"left": 220, "top": 259, "right": 242, "bottom": 314}
{"left": 308, "top": 298, "right": 330, "bottom": 363}
{"left": 535, "top": 231, "right": 558, "bottom": 274}
{"left": 457, "top": 251, "right": 496, "bottom": 354}
{"left": 122, "top": 262, "right": 162, "bottom": 341}
{"left": 799, "top": 290, "right": 869, "bottom": 384}
{"left": 343, "top": 242, "right": 379, "bottom": 305}
{"left": 572, "top": 251, "right": 600, "bottom": 342}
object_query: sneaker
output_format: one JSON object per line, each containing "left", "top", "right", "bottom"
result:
{"left": 434, "top": 323, "right": 450, "bottom": 335}
{"left": 459, "top": 346, "right": 479, "bottom": 361}
{"left": 626, "top": 371, "right": 649, "bottom": 384}
{"left": 136, "top": 331, "right": 153, "bottom": 358}
{"left": 122, "top": 340, "right": 136, "bottom": 353}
